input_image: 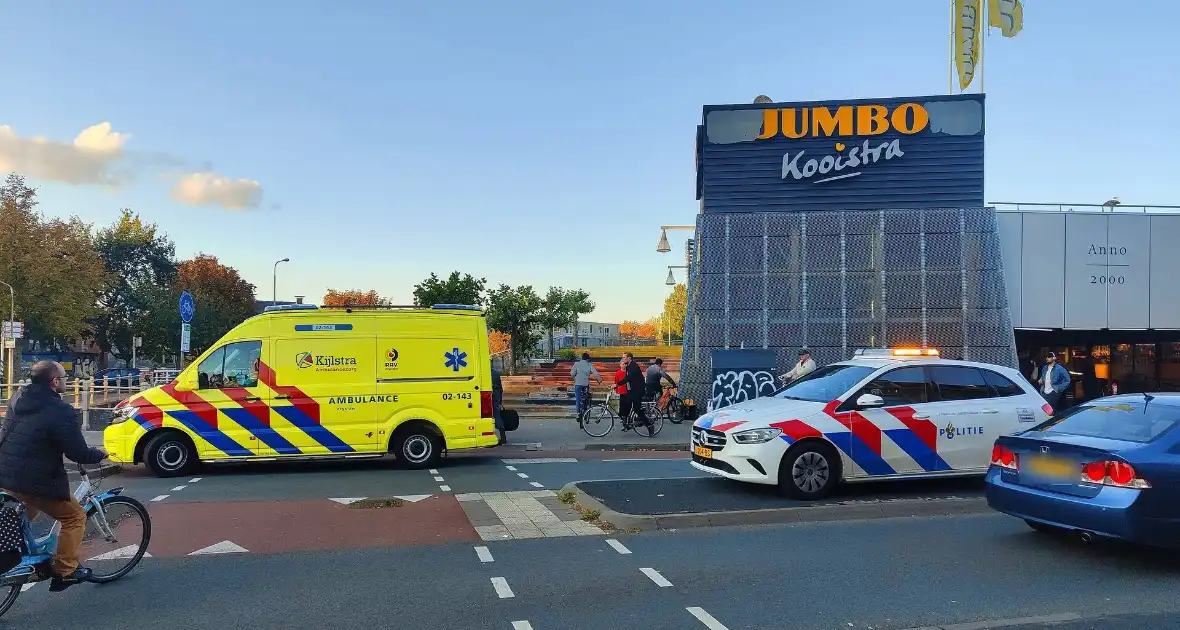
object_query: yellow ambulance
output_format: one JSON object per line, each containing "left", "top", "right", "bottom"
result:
{"left": 103, "top": 304, "right": 499, "bottom": 477}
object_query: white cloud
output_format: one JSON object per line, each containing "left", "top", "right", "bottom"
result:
{"left": 170, "top": 172, "right": 263, "bottom": 211}
{"left": 0, "top": 122, "right": 130, "bottom": 186}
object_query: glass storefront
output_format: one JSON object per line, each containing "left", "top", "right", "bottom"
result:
{"left": 1013, "top": 330, "right": 1180, "bottom": 405}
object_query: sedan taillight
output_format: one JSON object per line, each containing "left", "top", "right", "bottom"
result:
{"left": 991, "top": 443, "right": 1018, "bottom": 470}
{"left": 1081, "top": 460, "right": 1151, "bottom": 489}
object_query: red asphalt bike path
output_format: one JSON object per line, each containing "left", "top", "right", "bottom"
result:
{"left": 141, "top": 495, "right": 479, "bottom": 558}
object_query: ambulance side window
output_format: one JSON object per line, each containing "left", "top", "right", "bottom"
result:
{"left": 221, "top": 341, "right": 262, "bottom": 388}
{"left": 197, "top": 347, "right": 226, "bottom": 390}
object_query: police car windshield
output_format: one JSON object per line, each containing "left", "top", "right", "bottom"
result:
{"left": 775, "top": 364, "right": 875, "bottom": 403}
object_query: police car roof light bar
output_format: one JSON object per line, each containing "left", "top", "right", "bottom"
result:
{"left": 853, "top": 347, "right": 940, "bottom": 358}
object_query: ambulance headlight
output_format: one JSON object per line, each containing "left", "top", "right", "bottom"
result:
{"left": 108, "top": 405, "right": 137, "bottom": 426}
{"left": 731, "top": 428, "right": 783, "bottom": 444}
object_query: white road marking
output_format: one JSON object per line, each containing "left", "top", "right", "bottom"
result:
{"left": 439, "top": 485, "right": 451, "bottom": 492}
{"left": 501, "top": 458, "right": 578, "bottom": 464}
{"left": 188, "top": 477, "right": 202, "bottom": 483}
{"left": 20, "top": 583, "right": 37, "bottom": 592}
{"left": 171, "top": 485, "right": 187, "bottom": 491}
{"left": 511, "top": 622, "right": 533, "bottom": 630}
{"left": 529, "top": 481, "right": 544, "bottom": 488}
{"left": 505, "top": 465, "right": 518, "bottom": 471}
{"left": 686, "top": 607, "right": 729, "bottom": 629}
{"left": 474, "top": 546, "right": 494, "bottom": 563}
{"left": 188, "top": 541, "right": 248, "bottom": 555}
{"left": 88, "top": 545, "right": 151, "bottom": 561}
{"left": 428, "top": 469, "right": 439, "bottom": 474}
{"left": 150, "top": 495, "right": 169, "bottom": 502}
{"left": 640, "top": 567, "right": 672, "bottom": 587}
{"left": 328, "top": 497, "right": 366, "bottom": 505}
{"left": 491, "top": 577, "right": 515, "bottom": 598}
{"left": 394, "top": 494, "right": 432, "bottom": 503}
{"left": 433, "top": 476, "right": 445, "bottom": 482}
{"left": 516, "top": 472, "right": 529, "bottom": 479}
{"left": 605, "top": 539, "right": 631, "bottom": 554}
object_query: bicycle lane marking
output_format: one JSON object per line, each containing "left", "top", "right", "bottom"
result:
{"left": 143, "top": 495, "right": 479, "bottom": 556}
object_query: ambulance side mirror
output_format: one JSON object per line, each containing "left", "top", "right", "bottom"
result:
{"left": 856, "top": 393, "right": 884, "bottom": 409}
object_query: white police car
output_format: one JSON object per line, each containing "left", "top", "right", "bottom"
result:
{"left": 691, "top": 348, "right": 1052, "bottom": 499}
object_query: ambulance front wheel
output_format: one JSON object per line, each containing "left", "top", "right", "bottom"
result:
{"left": 143, "top": 431, "right": 198, "bottom": 478}
{"left": 393, "top": 425, "right": 442, "bottom": 469}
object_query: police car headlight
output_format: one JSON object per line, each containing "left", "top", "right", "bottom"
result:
{"left": 731, "top": 428, "right": 783, "bottom": 444}
{"left": 108, "top": 405, "right": 136, "bottom": 426}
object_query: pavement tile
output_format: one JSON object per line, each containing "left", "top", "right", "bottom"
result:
{"left": 475, "top": 525, "right": 511, "bottom": 541}
{"left": 506, "top": 525, "right": 545, "bottom": 539}
{"left": 454, "top": 493, "right": 483, "bottom": 502}
{"left": 538, "top": 524, "right": 576, "bottom": 537}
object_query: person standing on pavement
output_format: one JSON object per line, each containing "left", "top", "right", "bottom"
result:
{"left": 0, "top": 361, "right": 107, "bottom": 591}
{"left": 570, "top": 352, "right": 602, "bottom": 417}
{"left": 1036, "top": 352, "right": 1071, "bottom": 411}
{"left": 617, "top": 353, "right": 651, "bottom": 430}
{"left": 780, "top": 348, "right": 817, "bottom": 385}
{"left": 491, "top": 359, "right": 505, "bottom": 444}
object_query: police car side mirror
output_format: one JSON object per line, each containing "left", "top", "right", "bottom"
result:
{"left": 856, "top": 393, "right": 885, "bottom": 409}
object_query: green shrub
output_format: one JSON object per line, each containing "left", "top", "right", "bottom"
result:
{"left": 556, "top": 348, "right": 577, "bottom": 361}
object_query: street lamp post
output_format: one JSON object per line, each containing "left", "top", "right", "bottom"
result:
{"left": 657, "top": 225, "right": 695, "bottom": 253}
{"left": 272, "top": 258, "right": 290, "bottom": 306}
{"left": 665, "top": 265, "right": 687, "bottom": 286}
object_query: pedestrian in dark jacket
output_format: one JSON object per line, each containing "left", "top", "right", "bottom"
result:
{"left": 0, "top": 361, "right": 106, "bottom": 590}
{"left": 616, "top": 353, "right": 651, "bottom": 431}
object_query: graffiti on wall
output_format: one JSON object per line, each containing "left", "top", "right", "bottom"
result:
{"left": 709, "top": 369, "right": 777, "bottom": 411}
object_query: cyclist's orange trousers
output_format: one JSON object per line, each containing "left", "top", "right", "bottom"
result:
{"left": 8, "top": 492, "right": 86, "bottom": 576}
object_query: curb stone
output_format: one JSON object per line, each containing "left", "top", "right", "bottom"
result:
{"left": 582, "top": 443, "right": 687, "bottom": 452}
{"left": 561, "top": 481, "right": 992, "bottom": 532}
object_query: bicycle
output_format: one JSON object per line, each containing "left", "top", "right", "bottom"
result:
{"left": 656, "top": 386, "right": 685, "bottom": 424}
{"left": 0, "top": 466, "right": 152, "bottom": 617}
{"left": 580, "top": 390, "right": 664, "bottom": 438}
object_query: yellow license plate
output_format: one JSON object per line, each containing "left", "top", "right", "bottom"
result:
{"left": 694, "top": 445, "right": 713, "bottom": 458}
{"left": 1026, "top": 456, "right": 1075, "bottom": 479}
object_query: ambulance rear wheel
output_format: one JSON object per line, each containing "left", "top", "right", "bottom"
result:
{"left": 777, "top": 441, "right": 840, "bottom": 500}
{"left": 144, "top": 431, "right": 197, "bottom": 478}
{"left": 393, "top": 427, "right": 442, "bottom": 469}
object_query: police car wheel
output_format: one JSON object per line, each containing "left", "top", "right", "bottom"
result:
{"left": 394, "top": 430, "right": 441, "bottom": 469}
{"left": 144, "top": 431, "right": 197, "bottom": 478}
{"left": 777, "top": 442, "right": 840, "bottom": 500}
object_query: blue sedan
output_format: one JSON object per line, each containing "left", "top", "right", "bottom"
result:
{"left": 985, "top": 393, "right": 1180, "bottom": 548}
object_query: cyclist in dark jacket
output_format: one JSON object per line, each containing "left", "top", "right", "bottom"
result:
{"left": 617, "top": 353, "right": 651, "bottom": 431}
{"left": 0, "top": 361, "right": 105, "bottom": 590}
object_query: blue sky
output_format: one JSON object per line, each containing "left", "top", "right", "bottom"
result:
{"left": 3, "top": 1, "right": 1177, "bottom": 323}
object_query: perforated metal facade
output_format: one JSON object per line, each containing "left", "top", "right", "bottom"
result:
{"left": 678, "top": 207, "right": 1019, "bottom": 405}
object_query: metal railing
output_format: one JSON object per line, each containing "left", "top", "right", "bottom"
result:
{"left": 990, "top": 202, "right": 1180, "bottom": 214}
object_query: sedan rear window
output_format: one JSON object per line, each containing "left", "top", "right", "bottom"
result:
{"left": 1033, "top": 401, "right": 1180, "bottom": 443}
{"left": 775, "top": 364, "right": 875, "bottom": 403}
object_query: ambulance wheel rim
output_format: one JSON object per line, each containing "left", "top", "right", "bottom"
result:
{"left": 791, "top": 451, "right": 830, "bottom": 493}
{"left": 403, "top": 435, "right": 432, "bottom": 463}
{"left": 156, "top": 441, "right": 188, "bottom": 470}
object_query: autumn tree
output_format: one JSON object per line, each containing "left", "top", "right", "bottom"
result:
{"left": 0, "top": 174, "right": 106, "bottom": 345}
{"left": 91, "top": 209, "right": 178, "bottom": 363}
{"left": 412, "top": 271, "right": 486, "bottom": 308}
{"left": 323, "top": 289, "right": 390, "bottom": 306}
{"left": 661, "top": 283, "right": 687, "bottom": 341}
{"left": 619, "top": 319, "right": 659, "bottom": 340}
{"left": 485, "top": 284, "right": 542, "bottom": 375}
{"left": 489, "top": 330, "right": 511, "bottom": 355}
{"left": 173, "top": 255, "right": 257, "bottom": 355}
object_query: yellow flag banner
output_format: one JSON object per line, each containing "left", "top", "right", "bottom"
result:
{"left": 955, "top": 0, "right": 983, "bottom": 91}
{"left": 988, "top": 0, "right": 1024, "bottom": 37}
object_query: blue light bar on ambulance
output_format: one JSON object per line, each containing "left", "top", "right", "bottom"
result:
{"left": 854, "top": 347, "right": 940, "bottom": 358}
{"left": 263, "top": 304, "right": 320, "bottom": 313}
{"left": 431, "top": 304, "right": 482, "bottom": 311}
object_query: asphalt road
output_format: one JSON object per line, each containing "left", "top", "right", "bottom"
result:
{"left": 9, "top": 513, "right": 1180, "bottom": 629}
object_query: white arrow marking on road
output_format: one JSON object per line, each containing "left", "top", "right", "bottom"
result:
{"left": 640, "top": 567, "right": 672, "bottom": 587}
{"left": 687, "top": 607, "right": 730, "bottom": 630}
{"left": 474, "top": 546, "right": 493, "bottom": 563}
{"left": 433, "top": 476, "right": 445, "bottom": 482}
{"left": 188, "top": 541, "right": 248, "bottom": 556}
{"left": 439, "top": 485, "right": 451, "bottom": 492}
{"left": 512, "top": 622, "right": 534, "bottom": 630}
{"left": 529, "top": 482, "right": 544, "bottom": 488}
{"left": 328, "top": 497, "right": 366, "bottom": 505}
{"left": 171, "top": 485, "right": 187, "bottom": 491}
{"left": 491, "top": 577, "right": 514, "bottom": 598}
{"left": 188, "top": 477, "right": 202, "bottom": 483}
{"left": 88, "top": 545, "right": 151, "bottom": 561}
{"left": 150, "top": 495, "right": 169, "bottom": 502}
{"left": 394, "top": 494, "right": 433, "bottom": 503}
{"left": 605, "top": 539, "right": 631, "bottom": 555}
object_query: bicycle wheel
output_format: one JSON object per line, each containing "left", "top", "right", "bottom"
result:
{"left": 0, "top": 584, "right": 19, "bottom": 618}
{"left": 80, "top": 495, "right": 152, "bottom": 583}
{"left": 635, "top": 410, "right": 665, "bottom": 438}
{"left": 666, "top": 397, "right": 684, "bottom": 424}
{"left": 581, "top": 404, "right": 616, "bottom": 438}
